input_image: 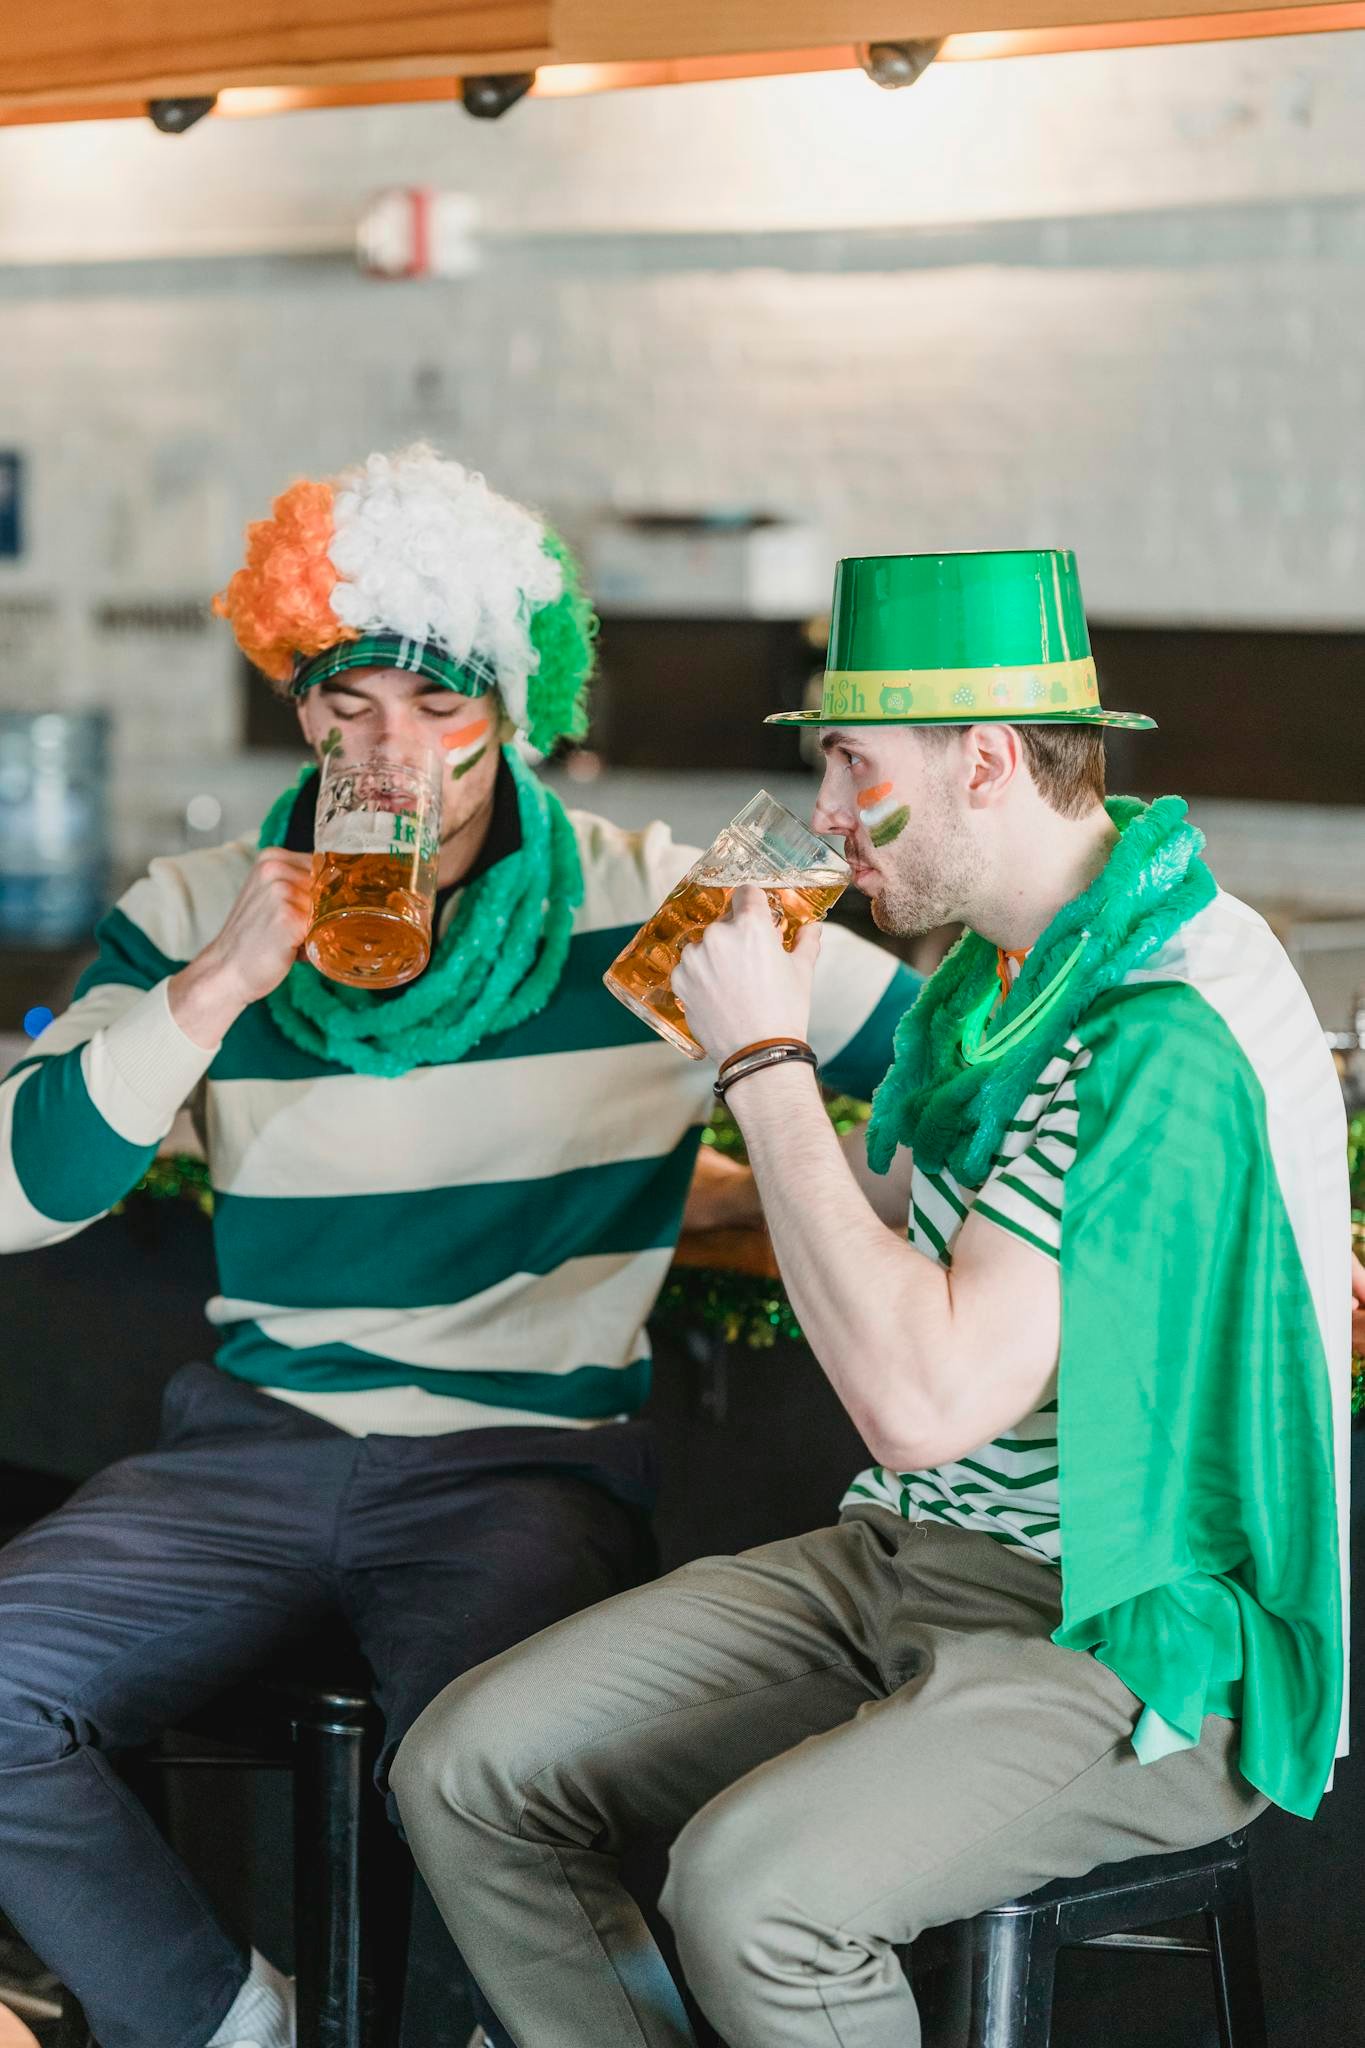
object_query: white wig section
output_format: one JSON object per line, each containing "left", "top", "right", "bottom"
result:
{"left": 326, "top": 445, "right": 563, "bottom": 731}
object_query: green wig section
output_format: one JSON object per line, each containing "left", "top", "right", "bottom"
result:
{"left": 525, "top": 529, "right": 598, "bottom": 756}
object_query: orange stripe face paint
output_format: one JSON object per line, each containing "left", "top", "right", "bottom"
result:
{"left": 441, "top": 716, "right": 492, "bottom": 780}
{"left": 856, "top": 781, "right": 909, "bottom": 848}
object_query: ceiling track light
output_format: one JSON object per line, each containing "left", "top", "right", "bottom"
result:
{"left": 460, "top": 72, "right": 536, "bottom": 119}
{"left": 857, "top": 39, "right": 943, "bottom": 88}
{"left": 146, "top": 95, "right": 218, "bottom": 133}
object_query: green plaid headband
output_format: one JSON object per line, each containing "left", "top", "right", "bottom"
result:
{"left": 291, "top": 632, "right": 498, "bottom": 699}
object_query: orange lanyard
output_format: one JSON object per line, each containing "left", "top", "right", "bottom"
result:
{"left": 995, "top": 947, "right": 1030, "bottom": 1000}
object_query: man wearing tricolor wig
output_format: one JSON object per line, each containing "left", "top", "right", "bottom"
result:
{"left": 394, "top": 549, "right": 1350, "bottom": 2048}
{"left": 0, "top": 451, "right": 919, "bottom": 2048}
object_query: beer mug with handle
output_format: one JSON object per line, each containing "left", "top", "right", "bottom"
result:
{"left": 604, "top": 790, "right": 851, "bottom": 1058}
{"left": 305, "top": 748, "right": 443, "bottom": 989}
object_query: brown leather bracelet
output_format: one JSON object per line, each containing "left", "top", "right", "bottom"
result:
{"left": 716, "top": 1037, "right": 815, "bottom": 1083}
{"left": 713, "top": 1043, "right": 819, "bottom": 1102}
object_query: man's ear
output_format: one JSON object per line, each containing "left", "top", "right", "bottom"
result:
{"left": 963, "top": 723, "right": 1024, "bottom": 808}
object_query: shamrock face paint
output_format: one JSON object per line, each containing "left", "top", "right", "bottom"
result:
{"left": 857, "top": 781, "right": 910, "bottom": 849}
{"left": 320, "top": 726, "right": 344, "bottom": 761}
{"left": 441, "top": 716, "right": 492, "bottom": 781}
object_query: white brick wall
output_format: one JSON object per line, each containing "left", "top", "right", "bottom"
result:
{"left": 1, "top": 36, "right": 1364, "bottom": 895}
{"left": 5, "top": 36, "right": 1365, "bottom": 256}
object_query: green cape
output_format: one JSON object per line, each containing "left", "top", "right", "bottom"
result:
{"left": 1056, "top": 984, "right": 1342, "bottom": 1818}
{"left": 868, "top": 798, "right": 1344, "bottom": 1818}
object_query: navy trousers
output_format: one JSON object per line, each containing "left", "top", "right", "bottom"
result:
{"left": 0, "top": 1363, "right": 654, "bottom": 2048}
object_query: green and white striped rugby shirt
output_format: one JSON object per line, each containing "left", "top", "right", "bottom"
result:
{"left": 842, "top": 1020, "right": 1077, "bottom": 1564}
{"left": 0, "top": 806, "right": 919, "bottom": 1438}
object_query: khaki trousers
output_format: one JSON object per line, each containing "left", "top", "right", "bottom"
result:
{"left": 392, "top": 1511, "right": 1265, "bottom": 2048}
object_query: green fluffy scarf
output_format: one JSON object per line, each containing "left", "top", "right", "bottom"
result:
{"left": 258, "top": 744, "right": 584, "bottom": 1078}
{"left": 866, "top": 795, "right": 1215, "bottom": 1188}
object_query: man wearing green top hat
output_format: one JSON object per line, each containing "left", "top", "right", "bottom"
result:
{"left": 393, "top": 549, "right": 1349, "bottom": 2048}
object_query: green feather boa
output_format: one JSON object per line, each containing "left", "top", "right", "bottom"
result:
{"left": 258, "top": 745, "right": 584, "bottom": 1078}
{"left": 866, "top": 795, "right": 1215, "bottom": 1188}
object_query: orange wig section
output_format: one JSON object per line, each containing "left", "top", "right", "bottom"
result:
{"left": 212, "top": 479, "right": 355, "bottom": 683}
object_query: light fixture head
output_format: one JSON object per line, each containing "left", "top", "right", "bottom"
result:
{"left": 460, "top": 72, "right": 536, "bottom": 119}
{"left": 146, "top": 95, "right": 218, "bottom": 134}
{"left": 857, "top": 40, "right": 943, "bottom": 89}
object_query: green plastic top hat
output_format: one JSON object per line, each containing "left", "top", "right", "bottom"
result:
{"left": 766, "top": 550, "right": 1155, "bottom": 731}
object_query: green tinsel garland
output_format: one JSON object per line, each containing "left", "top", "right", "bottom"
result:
{"left": 116, "top": 1153, "right": 214, "bottom": 1218}
{"left": 650, "top": 1271, "right": 805, "bottom": 1351}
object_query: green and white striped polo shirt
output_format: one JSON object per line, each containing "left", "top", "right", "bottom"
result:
{"left": 0, "top": 803, "right": 920, "bottom": 1437}
{"left": 842, "top": 1027, "right": 1084, "bottom": 1565}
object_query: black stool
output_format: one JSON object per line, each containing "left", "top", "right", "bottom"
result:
{"left": 52, "top": 1665, "right": 414, "bottom": 2048}
{"left": 914, "top": 1831, "right": 1265, "bottom": 2047}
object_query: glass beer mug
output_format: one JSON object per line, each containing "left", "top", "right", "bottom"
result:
{"left": 604, "top": 790, "right": 851, "bottom": 1058}
{"left": 304, "top": 750, "right": 443, "bottom": 989}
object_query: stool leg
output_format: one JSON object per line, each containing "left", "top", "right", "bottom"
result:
{"left": 294, "top": 1716, "right": 368, "bottom": 2048}
{"left": 52, "top": 1991, "right": 92, "bottom": 2048}
{"left": 355, "top": 1727, "right": 413, "bottom": 2048}
{"left": 967, "top": 1910, "right": 1057, "bottom": 2048}
{"left": 1208, "top": 1862, "right": 1268, "bottom": 2048}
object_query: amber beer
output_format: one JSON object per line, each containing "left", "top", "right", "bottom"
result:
{"left": 603, "top": 791, "right": 851, "bottom": 1059}
{"left": 304, "top": 752, "right": 443, "bottom": 989}
{"left": 606, "top": 876, "right": 845, "bottom": 1057}
{"left": 306, "top": 846, "right": 439, "bottom": 987}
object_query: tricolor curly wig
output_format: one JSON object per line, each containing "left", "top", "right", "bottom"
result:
{"left": 213, "top": 445, "right": 597, "bottom": 755}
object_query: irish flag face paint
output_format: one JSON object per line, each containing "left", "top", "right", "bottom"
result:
{"left": 857, "top": 781, "right": 910, "bottom": 849}
{"left": 441, "top": 716, "right": 492, "bottom": 780}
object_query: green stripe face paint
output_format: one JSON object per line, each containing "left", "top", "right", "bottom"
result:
{"left": 856, "top": 781, "right": 910, "bottom": 849}
{"left": 870, "top": 806, "right": 910, "bottom": 848}
{"left": 441, "top": 714, "right": 494, "bottom": 781}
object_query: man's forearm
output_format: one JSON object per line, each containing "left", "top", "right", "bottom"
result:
{"left": 666, "top": 885, "right": 1058, "bottom": 1467}
{"left": 724, "top": 1060, "right": 952, "bottom": 1460}
{"left": 168, "top": 949, "right": 248, "bottom": 1051}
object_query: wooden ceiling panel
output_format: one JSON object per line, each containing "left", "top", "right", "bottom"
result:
{"left": 553, "top": 1, "right": 955, "bottom": 63}
{"left": 0, "top": 2, "right": 551, "bottom": 105}
{"left": 2, "top": 0, "right": 1362, "bottom": 120}
{"left": 553, "top": 0, "right": 1340, "bottom": 58}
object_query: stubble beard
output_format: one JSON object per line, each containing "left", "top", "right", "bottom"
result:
{"left": 868, "top": 798, "right": 978, "bottom": 939}
{"left": 438, "top": 763, "right": 499, "bottom": 848}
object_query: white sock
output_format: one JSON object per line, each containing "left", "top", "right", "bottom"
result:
{"left": 206, "top": 1949, "right": 295, "bottom": 2048}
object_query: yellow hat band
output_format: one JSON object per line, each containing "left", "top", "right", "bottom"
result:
{"left": 817, "top": 657, "right": 1100, "bottom": 723}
